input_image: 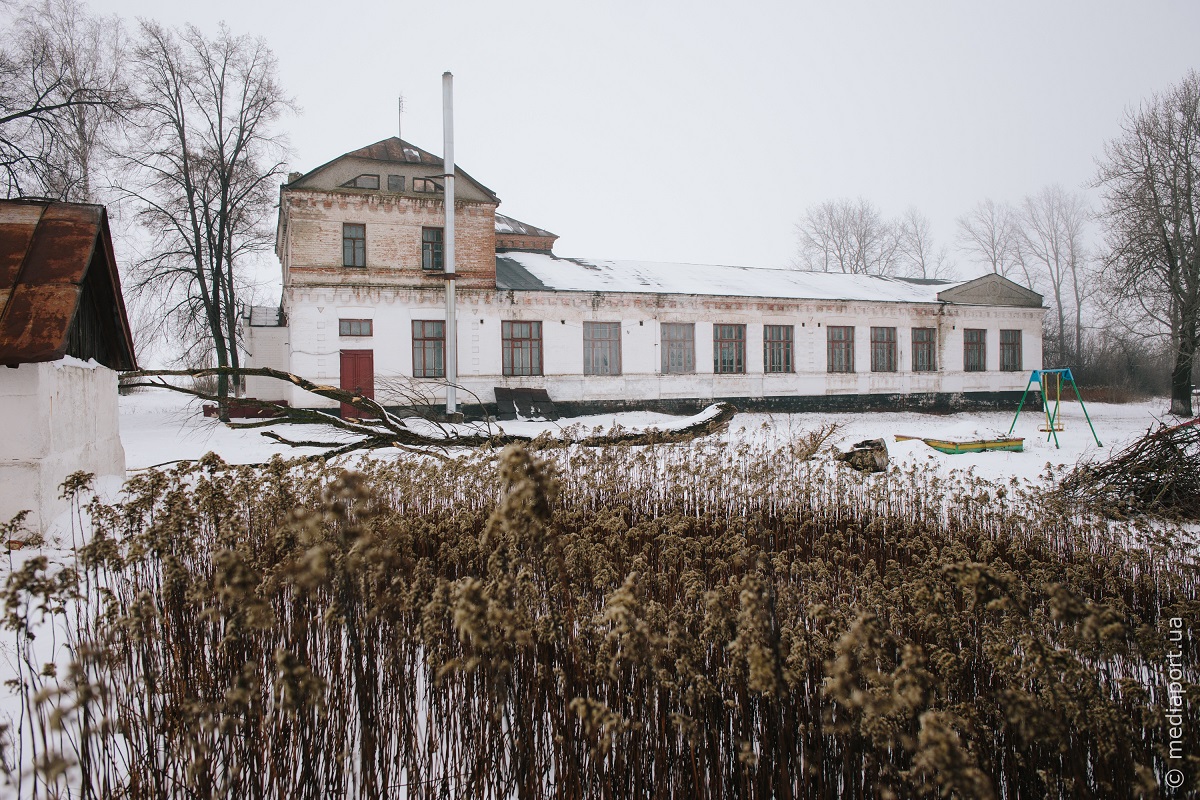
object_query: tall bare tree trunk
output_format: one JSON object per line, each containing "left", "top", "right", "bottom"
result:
{"left": 1096, "top": 70, "right": 1200, "bottom": 417}
{"left": 121, "top": 21, "right": 291, "bottom": 415}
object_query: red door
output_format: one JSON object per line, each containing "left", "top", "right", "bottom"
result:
{"left": 339, "top": 349, "right": 375, "bottom": 418}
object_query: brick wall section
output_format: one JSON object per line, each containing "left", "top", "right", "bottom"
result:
{"left": 496, "top": 233, "right": 557, "bottom": 252}
{"left": 282, "top": 189, "right": 498, "bottom": 290}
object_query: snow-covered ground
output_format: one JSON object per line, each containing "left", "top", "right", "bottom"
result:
{"left": 118, "top": 387, "right": 1177, "bottom": 485}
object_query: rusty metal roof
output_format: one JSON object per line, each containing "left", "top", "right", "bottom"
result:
{"left": 346, "top": 137, "right": 442, "bottom": 165}
{"left": 0, "top": 200, "right": 137, "bottom": 369}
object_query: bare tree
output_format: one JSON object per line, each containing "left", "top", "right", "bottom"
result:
{"left": 955, "top": 198, "right": 1020, "bottom": 278}
{"left": 0, "top": 0, "right": 124, "bottom": 199}
{"left": 897, "top": 207, "right": 955, "bottom": 279}
{"left": 795, "top": 198, "right": 901, "bottom": 275}
{"left": 1015, "top": 186, "right": 1090, "bottom": 365}
{"left": 121, "top": 21, "right": 292, "bottom": 413}
{"left": 1096, "top": 70, "right": 1200, "bottom": 417}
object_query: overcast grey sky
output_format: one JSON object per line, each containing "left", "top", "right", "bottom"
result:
{"left": 87, "top": 0, "right": 1200, "bottom": 275}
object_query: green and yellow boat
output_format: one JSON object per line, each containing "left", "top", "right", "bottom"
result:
{"left": 894, "top": 435, "right": 1024, "bottom": 455}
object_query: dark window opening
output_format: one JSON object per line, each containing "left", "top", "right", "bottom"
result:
{"left": 964, "top": 328, "right": 987, "bottom": 372}
{"left": 661, "top": 323, "right": 695, "bottom": 374}
{"left": 503, "top": 320, "right": 543, "bottom": 376}
{"left": 340, "top": 173, "right": 380, "bottom": 190}
{"left": 1000, "top": 329, "right": 1022, "bottom": 372}
{"left": 342, "top": 223, "right": 365, "bottom": 267}
{"left": 422, "top": 227, "right": 444, "bottom": 271}
{"left": 583, "top": 321, "right": 621, "bottom": 375}
{"left": 827, "top": 326, "right": 855, "bottom": 373}
{"left": 413, "top": 320, "right": 446, "bottom": 378}
{"left": 339, "top": 318, "right": 373, "bottom": 337}
{"left": 764, "top": 325, "right": 794, "bottom": 373}
{"left": 912, "top": 327, "right": 937, "bottom": 372}
{"left": 413, "top": 177, "right": 444, "bottom": 193}
{"left": 387, "top": 174, "right": 404, "bottom": 192}
{"left": 713, "top": 324, "right": 746, "bottom": 374}
{"left": 870, "top": 326, "right": 897, "bottom": 372}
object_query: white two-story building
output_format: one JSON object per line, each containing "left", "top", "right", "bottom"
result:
{"left": 244, "top": 136, "right": 1045, "bottom": 418}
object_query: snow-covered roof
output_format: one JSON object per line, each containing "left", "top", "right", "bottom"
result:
{"left": 246, "top": 306, "right": 283, "bottom": 327}
{"left": 495, "top": 252, "right": 964, "bottom": 303}
{"left": 495, "top": 213, "right": 556, "bottom": 238}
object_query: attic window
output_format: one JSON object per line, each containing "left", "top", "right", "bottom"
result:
{"left": 387, "top": 174, "right": 404, "bottom": 192}
{"left": 412, "top": 178, "right": 443, "bottom": 194}
{"left": 340, "top": 174, "right": 380, "bottom": 190}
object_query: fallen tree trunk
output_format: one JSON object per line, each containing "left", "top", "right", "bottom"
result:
{"left": 120, "top": 367, "right": 738, "bottom": 459}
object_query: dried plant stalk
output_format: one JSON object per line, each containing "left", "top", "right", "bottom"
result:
{"left": 4, "top": 436, "right": 1194, "bottom": 799}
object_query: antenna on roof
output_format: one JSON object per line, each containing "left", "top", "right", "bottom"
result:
{"left": 397, "top": 95, "right": 405, "bottom": 142}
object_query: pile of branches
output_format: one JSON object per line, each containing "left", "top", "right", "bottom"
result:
{"left": 1059, "top": 417, "right": 1200, "bottom": 519}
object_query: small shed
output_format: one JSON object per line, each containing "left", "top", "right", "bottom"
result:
{"left": 0, "top": 199, "right": 136, "bottom": 537}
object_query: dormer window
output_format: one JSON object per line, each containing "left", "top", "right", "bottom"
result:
{"left": 412, "top": 177, "right": 443, "bottom": 193}
{"left": 340, "top": 174, "right": 380, "bottom": 190}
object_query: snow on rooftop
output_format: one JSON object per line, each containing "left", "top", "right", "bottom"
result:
{"left": 246, "top": 305, "right": 283, "bottom": 327}
{"left": 494, "top": 213, "right": 555, "bottom": 237}
{"left": 497, "top": 252, "right": 961, "bottom": 303}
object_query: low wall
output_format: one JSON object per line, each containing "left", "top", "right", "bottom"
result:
{"left": 544, "top": 390, "right": 1039, "bottom": 419}
{"left": 0, "top": 359, "right": 125, "bottom": 536}
{"left": 313, "top": 390, "right": 1040, "bottom": 423}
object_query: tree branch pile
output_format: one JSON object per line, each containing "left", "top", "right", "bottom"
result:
{"left": 1058, "top": 418, "right": 1200, "bottom": 519}
{"left": 121, "top": 366, "right": 738, "bottom": 459}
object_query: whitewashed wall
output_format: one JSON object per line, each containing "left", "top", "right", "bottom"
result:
{"left": 246, "top": 285, "right": 1044, "bottom": 409}
{"left": 243, "top": 325, "right": 290, "bottom": 400}
{"left": 0, "top": 359, "right": 125, "bottom": 535}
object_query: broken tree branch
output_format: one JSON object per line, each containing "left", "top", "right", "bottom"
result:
{"left": 120, "top": 367, "right": 738, "bottom": 460}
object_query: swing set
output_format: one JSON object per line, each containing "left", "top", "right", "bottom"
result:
{"left": 1008, "top": 368, "right": 1103, "bottom": 449}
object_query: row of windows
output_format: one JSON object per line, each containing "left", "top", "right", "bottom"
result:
{"left": 341, "top": 223, "right": 444, "bottom": 270}
{"left": 666, "top": 324, "right": 1023, "bottom": 374}
{"left": 339, "top": 319, "right": 1025, "bottom": 377}
{"left": 340, "top": 173, "right": 443, "bottom": 194}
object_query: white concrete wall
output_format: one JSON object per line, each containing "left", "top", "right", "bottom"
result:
{"left": 261, "top": 284, "right": 1044, "bottom": 410}
{"left": 243, "top": 326, "right": 291, "bottom": 401}
{"left": 0, "top": 360, "right": 125, "bottom": 535}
